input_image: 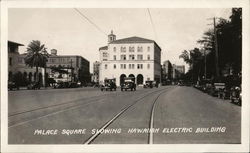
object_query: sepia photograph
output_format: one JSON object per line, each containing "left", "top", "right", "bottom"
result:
{"left": 1, "top": 0, "right": 249, "bottom": 152}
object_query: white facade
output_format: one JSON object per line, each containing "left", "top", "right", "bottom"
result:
{"left": 99, "top": 33, "right": 161, "bottom": 86}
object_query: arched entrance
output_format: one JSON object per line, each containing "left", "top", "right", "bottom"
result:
{"left": 23, "top": 72, "right": 28, "bottom": 86}
{"left": 120, "top": 74, "right": 126, "bottom": 85}
{"left": 28, "top": 72, "right": 32, "bottom": 82}
{"left": 128, "top": 74, "right": 135, "bottom": 82}
{"left": 137, "top": 74, "right": 143, "bottom": 85}
{"left": 39, "top": 73, "right": 42, "bottom": 84}
{"left": 34, "top": 72, "right": 37, "bottom": 82}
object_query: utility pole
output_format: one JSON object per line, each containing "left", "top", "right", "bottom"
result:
{"left": 213, "top": 17, "right": 220, "bottom": 78}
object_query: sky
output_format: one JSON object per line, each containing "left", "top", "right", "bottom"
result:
{"left": 8, "top": 8, "right": 232, "bottom": 73}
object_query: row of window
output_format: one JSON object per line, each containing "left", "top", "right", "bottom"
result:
{"left": 113, "top": 46, "right": 150, "bottom": 52}
{"left": 104, "top": 63, "right": 150, "bottom": 70}
{"left": 48, "top": 58, "right": 71, "bottom": 63}
{"left": 113, "top": 54, "right": 150, "bottom": 60}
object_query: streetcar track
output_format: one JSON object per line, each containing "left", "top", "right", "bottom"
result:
{"left": 8, "top": 89, "right": 156, "bottom": 128}
{"left": 8, "top": 91, "right": 119, "bottom": 117}
{"left": 148, "top": 90, "right": 167, "bottom": 144}
{"left": 8, "top": 98, "right": 106, "bottom": 128}
{"left": 83, "top": 87, "right": 169, "bottom": 144}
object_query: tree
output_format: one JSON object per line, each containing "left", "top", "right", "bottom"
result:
{"left": 197, "top": 8, "right": 242, "bottom": 77}
{"left": 179, "top": 48, "right": 204, "bottom": 82}
{"left": 24, "top": 40, "right": 49, "bottom": 83}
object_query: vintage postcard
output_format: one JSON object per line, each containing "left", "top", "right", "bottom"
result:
{"left": 1, "top": 0, "right": 249, "bottom": 152}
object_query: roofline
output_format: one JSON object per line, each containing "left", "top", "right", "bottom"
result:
{"left": 109, "top": 36, "right": 154, "bottom": 44}
{"left": 99, "top": 46, "right": 108, "bottom": 51}
{"left": 153, "top": 41, "right": 161, "bottom": 51}
{"left": 107, "top": 36, "right": 161, "bottom": 51}
{"left": 8, "top": 40, "right": 24, "bottom": 46}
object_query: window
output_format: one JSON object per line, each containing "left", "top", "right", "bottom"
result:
{"left": 137, "top": 64, "right": 143, "bottom": 69}
{"left": 137, "top": 46, "right": 143, "bottom": 52}
{"left": 129, "top": 46, "right": 135, "bottom": 52}
{"left": 147, "top": 46, "right": 150, "bottom": 52}
{"left": 129, "top": 55, "right": 135, "bottom": 60}
{"left": 120, "top": 64, "right": 126, "bottom": 69}
{"left": 114, "top": 64, "right": 116, "bottom": 69}
{"left": 9, "top": 57, "right": 12, "bottom": 66}
{"left": 128, "top": 64, "right": 135, "bottom": 69}
{"left": 121, "top": 46, "right": 126, "bottom": 52}
{"left": 103, "top": 52, "right": 108, "bottom": 57}
{"left": 147, "top": 64, "right": 150, "bottom": 69}
{"left": 113, "top": 47, "right": 116, "bottom": 52}
{"left": 121, "top": 55, "right": 126, "bottom": 60}
{"left": 113, "top": 55, "right": 116, "bottom": 60}
{"left": 105, "top": 64, "right": 107, "bottom": 69}
{"left": 147, "top": 55, "right": 150, "bottom": 60}
{"left": 103, "top": 52, "right": 108, "bottom": 61}
{"left": 137, "top": 55, "right": 143, "bottom": 60}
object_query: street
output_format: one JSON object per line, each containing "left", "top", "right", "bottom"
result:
{"left": 8, "top": 86, "right": 241, "bottom": 144}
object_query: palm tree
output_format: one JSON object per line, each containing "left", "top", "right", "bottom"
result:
{"left": 24, "top": 40, "right": 49, "bottom": 83}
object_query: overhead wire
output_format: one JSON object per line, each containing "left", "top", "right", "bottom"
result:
{"left": 74, "top": 8, "right": 108, "bottom": 36}
{"left": 147, "top": 8, "right": 158, "bottom": 41}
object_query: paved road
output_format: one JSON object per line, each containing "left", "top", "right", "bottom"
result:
{"left": 8, "top": 86, "right": 241, "bottom": 144}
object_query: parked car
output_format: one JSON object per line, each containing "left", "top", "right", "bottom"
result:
{"left": 230, "top": 86, "right": 242, "bottom": 106}
{"left": 8, "top": 81, "right": 19, "bottom": 90}
{"left": 100, "top": 79, "right": 117, "bottom": 91}
{"left": 121, "top": 78, "right": 136, "bottom": 91}
{"left": 144, "top": 81, "right": 153, "bottom": 88}
{"left": 27, "top": 82, "right": 41, "bottom": 90}
{"left": 209, "top": 82, "right": 225, "bottom": 97}
{"left": 69, "top": 82, "right": 78, "bottom": 88}
{"left": 54, "top": 82, "right": 69, "bottom": 89}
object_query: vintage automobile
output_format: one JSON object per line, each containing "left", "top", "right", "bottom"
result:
{"left": 100, "top": 79, "right": 117, "bottom": 91}
{"left": 230, "top": 86, "right": 242, "bottom": 106}
{"left": 54, "top": 82, "right": 70, "bottom": 89}
{"left": 209, "top": 82, "right": 226, "bottom": 97}
{"left": 27, "top": 82, "right": 41, "bottom": 90}
{"left": 121, "top": 77, "right": 136, "bottom": 91}
{"left": 8, "top": 81, "right": 19, "bottom": 90}
{"left": 144, "top": 81, "right": 154, "bottom": 88}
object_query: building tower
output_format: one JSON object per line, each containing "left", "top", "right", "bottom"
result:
{"left": 108, "top": 30, "right": 116, "bottom": 43}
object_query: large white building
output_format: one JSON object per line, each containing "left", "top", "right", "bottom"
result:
{"left": 99, "top": 31, "right": 161, "bottom": 86}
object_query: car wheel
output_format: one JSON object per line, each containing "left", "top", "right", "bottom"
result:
{"left": 121, "top": 88, "right": 123, "bottom": 91}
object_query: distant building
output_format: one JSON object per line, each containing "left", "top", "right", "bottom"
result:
{"left": 8, "top": 41, "right": 44, "bottom": 86}
{"left": 8, "top": 41, "right": 24, "bottom": 79}
{"left": 92, "top": 61, "right": 100, "bottom": 83}
{"left": 175, "top": 65, "right": 185, "bottom": 74}
{"left": 172, "top": 64, "right": 185, "bottom": 79}
{"left": 99, "top": 31, "right": 161, "bottom": 86}
{"left": 46, "top": 49, "right": 90, "bottom": 83}
{"left": 8, "top": 41, "right": 90, "bottom": 86}
{"left": 162, "top": 60, "right": 173, "bottom": 80}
